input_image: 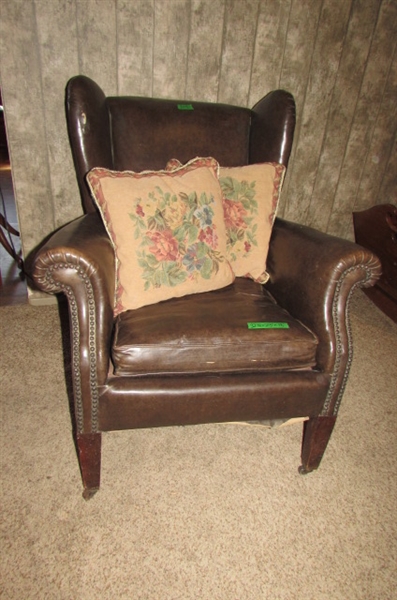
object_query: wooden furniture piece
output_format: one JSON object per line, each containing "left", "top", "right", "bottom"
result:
{"left": 31, "top": 76, "right": 381, "bottom": 498}
{"left": 353, "top": 204, "right": 397, "bottom": 323}
{"left": 0, "top": 213, "right": 23, "bottom": 270}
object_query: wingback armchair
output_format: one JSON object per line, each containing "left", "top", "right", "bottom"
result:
{"left": 32, "top": 75, "right": 381, "bottom": 498}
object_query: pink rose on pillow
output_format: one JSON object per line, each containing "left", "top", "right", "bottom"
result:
{"left": 222, "top": 198, "right": 247, "bottom": 230}
{"left": 147, "top": 229, "right": 179, "bottom": 262}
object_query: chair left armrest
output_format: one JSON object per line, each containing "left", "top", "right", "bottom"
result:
{"left": 266, "top": 218, "right": 381, "bottom": 415}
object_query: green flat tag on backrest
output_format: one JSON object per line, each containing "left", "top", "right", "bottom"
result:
{"left": 177, "top": 103, "right": 194, "bottom": 110}
{"left": 247, "top": 322, "right": 290, "bottom": 329}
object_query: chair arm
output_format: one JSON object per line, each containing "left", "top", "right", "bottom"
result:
{"left": 31, "top": 212, "right": 115, "bottom": 433}
{"left": 266, "top": 218, "right": 381, "bottom": 414}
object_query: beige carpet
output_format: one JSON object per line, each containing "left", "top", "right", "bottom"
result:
{"left": 1, "top": 291, "right": 396, "bottom": 599}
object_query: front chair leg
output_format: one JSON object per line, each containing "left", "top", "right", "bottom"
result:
{"left": 76, "top": 433, "right": 102, "bottom": 499}
{"left": 299, "top": 416, "right": 336, "bottom": 474}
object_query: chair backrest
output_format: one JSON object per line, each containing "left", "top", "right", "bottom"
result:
{"left": 65, "top": 75, "right": 295, "bottom": 214}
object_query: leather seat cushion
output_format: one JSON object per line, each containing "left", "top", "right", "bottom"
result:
{"left": 112, "top": 278, "right": 319, "bottom": 377}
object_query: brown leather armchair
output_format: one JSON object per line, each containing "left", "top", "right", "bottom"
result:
{"left": 32, "top": 75, "right": 381, "bottom": 498}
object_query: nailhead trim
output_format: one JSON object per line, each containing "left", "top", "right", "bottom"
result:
{"left": 322, "top": 265, "right": 372, "bottom": 416}
{"left": 44, "top": 263, "right": 99, "bottom": 433}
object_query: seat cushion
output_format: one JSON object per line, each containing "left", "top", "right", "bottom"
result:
{"left": 112, "top": 278, "right": 318, "bottom": 376}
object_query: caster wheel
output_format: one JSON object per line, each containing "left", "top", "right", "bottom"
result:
{"left": 82, "top": 487, "right": 99, "bottom": 500}
{"left": 298, "top": 465, "right": 311, "bottom": 475}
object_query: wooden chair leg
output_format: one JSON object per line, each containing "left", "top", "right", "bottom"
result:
{"left": 299, "top": 416, "right": 336, "bottom": 474}
{"left": 76, "top": 433, "right": 101, "bottom": 499}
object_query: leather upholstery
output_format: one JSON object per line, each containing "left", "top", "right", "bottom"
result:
{"left": 97, "top": 371, "right": 329, "bottom": 432}
{"left": 108, "top": 97, "right": 252, "bottom": 172}
{"left": 31, "top": 75, "right": 381, "bottom": 496}
{"left": 112, "top": 278, "right": 318, "bottom": 377}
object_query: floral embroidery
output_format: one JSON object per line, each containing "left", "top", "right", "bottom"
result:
{"left": 129, "top": 186, "right": 225, "bottom": 291}
{"left": 219, "top": 176, "right": 258, "bottom": 262}
{"left": 147, "top": 229, "right": 179, "bottom": 262}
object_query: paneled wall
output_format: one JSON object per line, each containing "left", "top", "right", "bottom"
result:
{"left": 0, "top": 0, "right": 396, "bottom": 290}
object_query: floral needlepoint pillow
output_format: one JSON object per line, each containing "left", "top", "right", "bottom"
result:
{"left": 219, "top": 163, "right": 285, "bottom": 282}
{"left": 166, "top": 160, "right": 286, "bottom": 283}
{"left": 86, "top": 158, "right": 234, "bottom": 314}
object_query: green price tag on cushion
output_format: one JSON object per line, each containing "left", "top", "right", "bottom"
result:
{"left": 247, "top": 322, "right": 290, "bottom": 329}
{"left": 177, "top": 104, "right": 194, "bottom": 110}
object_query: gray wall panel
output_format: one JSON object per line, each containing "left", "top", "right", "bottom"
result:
{"left": 248, "top": 0, "right": 291, "bottom": 107}
{"left": 377, "top": 48, "right": 397, "bottom": 209}
{"left": 0, "top": 0, "right": 55, "bottom": 255}
{"left": 328, "top": 0, "right": 397, "bottom": 238}
{"left": 117, "top": 0, "right": 154, "bottom": 96}
{"left": 185, "top": 0, "right": 225, "bottom": 102}
{"left": 284, "top": 0, "right": 352, "bottom": 225}
{"left": 308, "top": 0, "right": 381, "bottom": 233}
{"left": 277, "top": 0, "right": 322, "bottom": 216}
{"left": 34, "top": 0, "right": 81, "bottom": 229}
{"left": 152, "top": 0, "right": 190, "bottom": 99}
{"left": 217, "top": 0, "right": 259, "bottom": 106}
{"left": 354, "top": 41, "right": 397, "bottom": 212}
{"left": 76, "top": 0, "right": 117, "bottom": 96}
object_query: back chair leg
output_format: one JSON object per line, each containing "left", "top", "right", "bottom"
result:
{"left": 76, "top": 433, "right": 102, "bottom": 499}
{"left": 299, "top": 416, "right": 336, "bottom": 474}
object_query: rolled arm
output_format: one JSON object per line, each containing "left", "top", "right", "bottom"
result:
{"left": 31, "top": 212, "right": 115, "bottom": 433}
{"left": 266, "top": 218, "right": 381, "bottom": 415}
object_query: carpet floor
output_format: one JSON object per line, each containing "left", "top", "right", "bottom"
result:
{"left": 0, "top": 290, "right": 396, "bottom": 599}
